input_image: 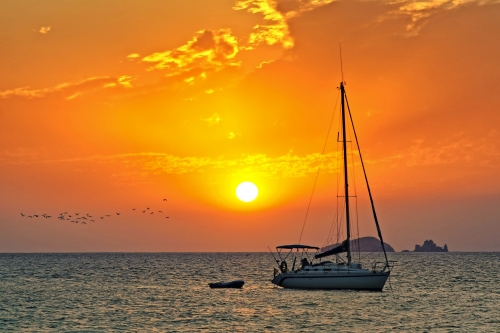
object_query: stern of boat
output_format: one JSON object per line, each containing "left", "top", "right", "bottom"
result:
{"left": 271, "top": 268, "right": 283, "bottom": 286}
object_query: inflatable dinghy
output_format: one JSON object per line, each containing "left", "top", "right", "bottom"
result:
{"left": 208, "top": 280, "right": 245, "bottom": 289}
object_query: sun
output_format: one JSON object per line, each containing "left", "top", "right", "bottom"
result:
{"left": 236, "top": 182, "right": 258, "bottom": 202}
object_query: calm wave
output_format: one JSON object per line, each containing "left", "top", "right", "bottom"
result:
{"left": 0, "top": 253, "right": 499, "bottom": 332}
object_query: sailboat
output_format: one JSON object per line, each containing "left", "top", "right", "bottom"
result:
{"left": 270, "top": 81, "right": 394, "bottom": 291}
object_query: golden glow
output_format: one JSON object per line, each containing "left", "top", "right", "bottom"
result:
{"left": 1, "top": 0, "right": 499, "bottom": 252}
{"left": 236, "top": 182, "right": 259, "bottom": 202}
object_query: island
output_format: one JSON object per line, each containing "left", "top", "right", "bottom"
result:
{"left": 414, "top": 239, "right": 448, "bottom": 252}
{"left": 402, "top": 239, "right": 448, "bottom": 252}
{"left": 320, "top": 236, "right": 395, "bottom": 253}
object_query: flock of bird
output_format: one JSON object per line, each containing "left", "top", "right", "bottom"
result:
{"left": 20, "top": 198, "right": 170, "bottom": 225}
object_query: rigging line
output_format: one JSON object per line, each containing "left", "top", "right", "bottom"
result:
{"left": 345, "top": 92, "right": 389, "bottom": 266}
{"left": 339, "top": 42, "right": 344, "bottom": 82}
{"left": 330, "top": 196, "right": 345, "bottom": 247}
{"left": 298, "top": 90, "right": 340, "bottom": 244}
{"left": 336, "top": 111, "right": 344, "bottom": 246}
{"left": 359, "top": 245, "right": 382, "bottom": 261}
{"left": 323, "top": 207, "right": 337, "bottom": 247}
{"left": 323, "top": 155, "right": 340, "bottom": 246}
{"left": 327, "top": 108, "right": 344, "bottom": 247}
{"left": 355, "top": 196, "right": 361, "bottom": 262}
{"left": 346, "top": 126, "right": 355, "bottom": 256}
{"left": 347, "top": 123, "right": 361, "bottom": 261}
{"left": 324, "top": 194, "right": 343, "bottom": 247}
{"left": 325, "top": 149, "right": 343, "bottom": 246}
{"left": 324, "top": 130, "right": 344, "bottom": 248}
{"left": 338, "top": 198, "right": 345, "bottom": 243}
{"left": 267, "top": 246, "right": 280, "bottom": 265}
{"left": 325, "top": 197, "right": 339, "bottom": 246}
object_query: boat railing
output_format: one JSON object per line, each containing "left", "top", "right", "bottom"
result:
{"left": 371, "top": 260, "right": 397, "bottom": 272}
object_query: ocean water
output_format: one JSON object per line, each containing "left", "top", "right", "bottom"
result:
{"left": 0, "top": 253, "right": 499, "bottom": 332}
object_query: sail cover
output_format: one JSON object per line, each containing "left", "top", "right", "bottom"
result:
{"left": 276, "top": 244, "right": 320, "bottom": 250}
{"left": 314, "top": 239, "right": 349, "bottom": 259}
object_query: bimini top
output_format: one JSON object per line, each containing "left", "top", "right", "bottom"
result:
{"left": 276, "top": 244, "right": 320, "bottom": 250}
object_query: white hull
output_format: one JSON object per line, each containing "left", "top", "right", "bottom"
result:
{"left": 272, "top": 264, "right": 390, "bottom": 291}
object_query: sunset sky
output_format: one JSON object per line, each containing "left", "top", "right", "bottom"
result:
{"left": 1, "top": 0, "right": 499, "bottom": 252}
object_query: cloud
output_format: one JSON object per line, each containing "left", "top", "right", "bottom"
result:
{"left": 360, "top": 132, "right": 500, "bottom": 170}
{"left": 128, "top": 151, "right": 342, "bottom": 178}
{"left": 141, "top": 29, "right": 240, "bottom": 75}
{"left": 0, "top": 76, "right": 133, "bottom": 100}
{"left": 0, "top": 150, "right": 342, "bottom": 178}
{"left": 2, "top": 132, "right": 498, "bottom": 180}
{"left": 402, "top": 133, "right": 500, "bottom": 167}
{"left": 234, "top": 0, "right": 293, "bottom": 48}
{"left": 234, "top": 0, "right": 335, "bottom": 49}
{"left": 102, "top": 75, "right": 135, "bottom": 89}
{"left": 201, "top": 113, "right": 221, "bottom": 126}
{"left": 386, "top": 0, "right": 497, "bottom": 35}
{"left": 127, "top": 53, "right": 140, "bottom": 59}
{"left": 65, "top": 92, "right": 82, "bottom": 100}
{"left": 36, "top": 26, "right": 51, "bottom": 34}
{"left": 136, "top": 0, "right": 336, "bottom": 78}
{"left": 128, "top": 1, "right": 335, "bottom": 83}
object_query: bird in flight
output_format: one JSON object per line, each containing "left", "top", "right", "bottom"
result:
{"left": 150, "top": 212, "right": 154, "bottom": 214}
{"left": 20, "top": 213, "right": 25, "bottom": 216}
{"left": 158, "top": 210, "right": 162, "bottom": 213}
{"left": 146, "top": 207, "right": 150, "bottom": 210}
{"left": 75, "top": 213, "right": 79, "bottom": 216}
{"left": 100, "top": 217, "right": 104, "bottom": 219}
{"left": 105, "top": 215, "right": 111, "bottom": 217}
{"left": 166, "top": 217, "right": 169, "bottom": 218}
{"left": 132, "top": 208, "right": 136, "bottom": 210}
{"left": 142, "top": 210, "right": 146, "bottom": 213}
{"left": 163, "top": 199, "right": 167, "bottom": 201}
{"left": 116, "top": 212, "right": 121, "bottom": 215}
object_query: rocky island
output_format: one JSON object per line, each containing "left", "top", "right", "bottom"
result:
{"left": 402, "top": 239, "right": 448, "bottom": 252}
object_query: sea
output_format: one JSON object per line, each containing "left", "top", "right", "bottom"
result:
{"left": 0, "top": 252, "right": 499, "bottom": 332}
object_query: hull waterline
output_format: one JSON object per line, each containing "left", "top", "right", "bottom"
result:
{"left": 272, "top": 271, "right": 390, "bottom": 291}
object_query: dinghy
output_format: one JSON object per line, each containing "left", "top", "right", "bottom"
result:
{"left": 208, "top": 280, "right": 245, "bottom": 289}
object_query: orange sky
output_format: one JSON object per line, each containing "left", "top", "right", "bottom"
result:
{"left": 1, "top": 0, "right": 500, "bottom": 252}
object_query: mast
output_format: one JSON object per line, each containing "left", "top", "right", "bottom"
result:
{"left": 340, "top": 81, "right": 351, "bottom": 265}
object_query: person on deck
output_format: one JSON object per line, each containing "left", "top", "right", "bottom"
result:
{"left": 301, "top": 257, "right": 309, "bottom": 269}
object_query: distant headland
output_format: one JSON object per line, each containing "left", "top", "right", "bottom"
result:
{"left": 402, "top": 239, "right": 448, "bottom": 252}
